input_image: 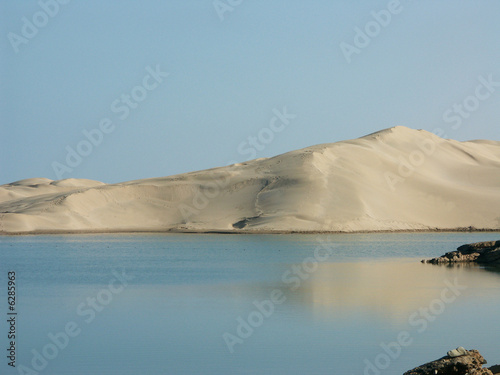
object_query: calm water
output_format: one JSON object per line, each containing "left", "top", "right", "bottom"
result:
{"left": 1, "top": 233, "right": 499, "bottom": 375}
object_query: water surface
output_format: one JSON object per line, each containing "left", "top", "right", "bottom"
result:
{"left": 1, "top": 232, "right": 499, "bottom": 374}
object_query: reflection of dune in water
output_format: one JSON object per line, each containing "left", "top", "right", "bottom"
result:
{"left": 113, "top": 260, "right": 500, "bottom": 327}
{"left": 290, "top": 260, "right": 500, "bottom": 323}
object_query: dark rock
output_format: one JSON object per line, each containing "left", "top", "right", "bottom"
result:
{"left": 489, "top": 364, "right": 500, "bottom": 374}
{"left": 403, "top": 349, "right": 492, "bottom": 375}
{"left": 422, "top": 240, "right": 500, "bottom": 265}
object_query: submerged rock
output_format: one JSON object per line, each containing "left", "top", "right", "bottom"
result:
{"left": 422, "top": 240, "right": 500, "bottom": 265}
{"left": 403, "top": 348, "right": 492, "bottom": 375}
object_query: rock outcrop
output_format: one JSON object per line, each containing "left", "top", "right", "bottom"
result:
{"left": 403, "top": 348, "right": 492, "bottom": 374}
{"left": 422, "top": 240, "right": 500, "bottom": 265}
{"left": 489, "top": 364, "right": 500, "bottom": 374}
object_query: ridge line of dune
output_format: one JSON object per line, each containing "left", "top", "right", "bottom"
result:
{"left": 1, "top": 126, "right": 499, "bottom": 234}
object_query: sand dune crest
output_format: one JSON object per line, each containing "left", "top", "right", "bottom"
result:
{"left": 1, "top": 126, "right": 499, "bottom": 234}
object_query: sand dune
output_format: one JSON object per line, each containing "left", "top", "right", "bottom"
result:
{"left": 1, "top": 126, "right": 499, "bottom": 234}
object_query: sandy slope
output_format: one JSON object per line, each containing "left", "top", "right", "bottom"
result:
{"left": 1, "top": 126, "right": 499, "bottom": 234}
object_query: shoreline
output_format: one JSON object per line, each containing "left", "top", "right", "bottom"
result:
{"left": 1, "top": 227, "right": 500, "bottom": 236}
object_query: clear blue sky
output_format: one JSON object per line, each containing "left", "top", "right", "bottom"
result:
{"left": 1, "top": 0, "right": 499, "bottom": 184}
